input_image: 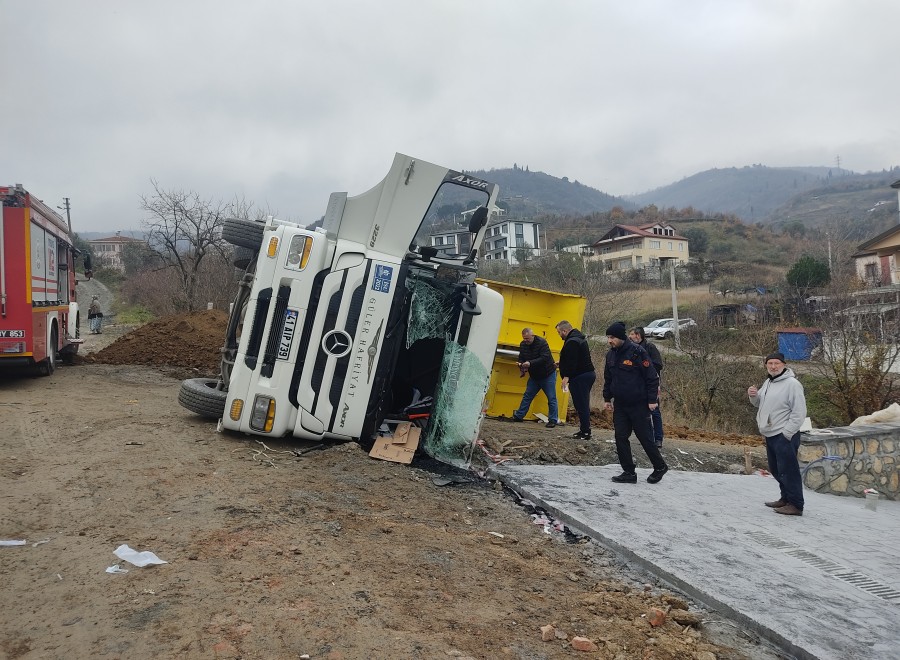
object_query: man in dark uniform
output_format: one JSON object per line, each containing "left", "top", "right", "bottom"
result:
{"left": 629, "top": 326, "right": 664, "bottom": 447}
{"left": 511, "top": 327, "right": 559, "bottom": 428}
{"left": 603, "top": 321, "right": 669, "bottom": 484}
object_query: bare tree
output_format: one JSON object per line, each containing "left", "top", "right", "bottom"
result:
{"left": 805, "top": 279, "right": 900, "bottom": 423}
{"left": 140, "top": 180, "right": 230, "bottom": 312}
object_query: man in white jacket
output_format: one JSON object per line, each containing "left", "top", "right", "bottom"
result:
{"left": 747, "top": 352, "right": 807, "bottom": 516}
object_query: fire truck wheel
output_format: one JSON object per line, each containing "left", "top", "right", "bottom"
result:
{"left": 39, "top": 326, "right": 59, "bottom": 376}
{"left": 222, "top": 218, "right": 265, "bottom": 250}
{"left": 178, "top": 378, "right": 227, "bottom": 419}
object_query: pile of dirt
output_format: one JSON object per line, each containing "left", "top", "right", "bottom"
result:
{"left": 86, "top": 309, "right": 228, "bottom": 377}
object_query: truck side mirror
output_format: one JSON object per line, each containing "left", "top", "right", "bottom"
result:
{"left": 468, "top": 207, "right": 488, "bottom": 233}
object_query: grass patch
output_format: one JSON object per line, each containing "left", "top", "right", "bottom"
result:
{"left": 115, "top": 305, "right": 155, "bottom": 324}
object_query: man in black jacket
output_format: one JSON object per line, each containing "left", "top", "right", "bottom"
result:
{"left": 555, "top": 320, "right": 596, "bottom": 439}
{"left": 603, "top": 322, "right": 669, "bottom": 484}
{"left": 629, "top": 326, "right": 664, "bottom": 447}
{"left": 512, "top": 328, "right": 559, "bottom": 428}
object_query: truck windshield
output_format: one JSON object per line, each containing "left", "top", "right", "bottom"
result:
{"left": 412, "top": 182, "right": 490, "bottom": 261}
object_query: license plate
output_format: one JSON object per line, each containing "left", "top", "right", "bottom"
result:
{"left": 277, "top": 309, "right": 299, "bottom": 360}
{"left": 0, "top": 330, "right": 24, "bottom": 338}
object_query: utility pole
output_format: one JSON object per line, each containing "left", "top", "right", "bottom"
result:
{"left": 58, "top": 197, "right": 72, "bottom": 234}
{"left": 670, "top": 262, "right": 681, "bottom": 349}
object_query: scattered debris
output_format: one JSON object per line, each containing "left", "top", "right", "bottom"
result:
{"left": 647, "top": 607, "right": 667, "bottom": 627}
{"left": 0, "top": 540, "right": 26, "bottom": 546}
{"left": 113, "top": 544, "right": 168, "bottom": 567}
{"left": 670, "top": 608, "right": 703, "bottom": 626}
{"left": 105, "top": 564, "right": 129, "bottom": 574}
{"left": 571, "top": 636, "right": 598, "bottom": 652}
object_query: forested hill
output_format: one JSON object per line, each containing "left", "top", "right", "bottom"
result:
{"left": 627, "top": 166, "right": 899, "bottom": 230}
{"left": 469, "top": 166, "right": 629, "bottom": 216}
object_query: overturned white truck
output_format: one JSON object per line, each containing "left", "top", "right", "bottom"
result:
{"left": 179, "top": 154, "right": 503, "bottom": 465}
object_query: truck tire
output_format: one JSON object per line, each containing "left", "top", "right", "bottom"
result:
{"left": 179, "top": 378, "right": 227, "bottom": 419}
{"left": 233, "top": 246, "right": 256, "bottom": 271}
{"left": 222, "top": 218, "right": 265, "bottom": 250}
{"left": 38, "top": 325, "right": 59, "bottom": 376}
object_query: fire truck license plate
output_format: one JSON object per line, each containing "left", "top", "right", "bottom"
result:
{"left": 277, "top": 309, "right": 298, "bottom": 360}
{"left": 0, "top": 330, "right": 25, "bottom": 338}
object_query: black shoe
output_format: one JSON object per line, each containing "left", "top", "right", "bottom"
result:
{"left": 647, "top": 466, "right": 669, "bottom": 484}
{"left": 572, "top": 430, "right": 591, "bottom": 440}
{"left": 611, "top": 472, "right": 637, "bottom": 483}
{"left": 545, "top": 421, "right": 557, "bottom": 429}
{"left": 511, "top": 416, "right": 523, "bottom": 422}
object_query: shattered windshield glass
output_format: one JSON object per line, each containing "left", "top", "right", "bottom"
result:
{"left": 422, "top": 341, "right": 491, "bottom": 468}
{"left": 411, "top": 182, "right": 489, "bottom": 259}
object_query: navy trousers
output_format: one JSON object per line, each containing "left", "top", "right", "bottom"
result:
{"left": 765, "top": 431, "right": 804, "bottom": 510}
{"left": 568, "top": 370, "right": 596, "bottom": 434}
{"left": 613, "top": 404, "right": 667, "bottom": 473}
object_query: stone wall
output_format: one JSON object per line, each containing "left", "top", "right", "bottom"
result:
{"left": 799, "top": 423, "right": 899, "bottom": 501}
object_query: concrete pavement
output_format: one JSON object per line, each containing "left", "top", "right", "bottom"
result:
{"left": 491, "top": 463, "right": 900, "bottom": 660}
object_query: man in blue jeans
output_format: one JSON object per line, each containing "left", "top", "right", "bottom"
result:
{"left": 511, "top": 328, "right": 559, "bottom": 428}
{"left": 748, "top": 352, "right": 808, "bottom": 516}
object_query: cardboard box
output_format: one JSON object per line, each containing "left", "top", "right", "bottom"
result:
{"left": 368, "top": 422, "right": 420, "bottom": 464}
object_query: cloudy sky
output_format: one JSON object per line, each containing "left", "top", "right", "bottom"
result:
{"left": 2, "top": 0, "right": 898, "bottom": 233}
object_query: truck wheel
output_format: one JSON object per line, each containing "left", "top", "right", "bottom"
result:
{"left": 38, "top": 326, "right": 59, "bottom": 376}
{"left": 179, "top": 378, "right": 227, "bottom": 419}
{"left": 222, "top": 218, "right": 265, "bottom": 250}
{"left": 233, "top": 246, "right": 257, "bottom": 270}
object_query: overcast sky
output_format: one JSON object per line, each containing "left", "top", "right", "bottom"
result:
{"left": 2, "top": 0, "right": 898, "bottom": 233}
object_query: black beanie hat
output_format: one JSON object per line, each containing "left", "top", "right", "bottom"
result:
{"left": 605, "top": 321, "right": 627, "bottom": 340}
{"left": 765, "top": 352, "right": 786, "bottom": 364}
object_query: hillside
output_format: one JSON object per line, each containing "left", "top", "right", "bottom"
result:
{"left": 627, "top": 166, "right": 900, "bottom": 232}
{"left": 627, "top": 165, "right": 842, "bottom": 220}
{"left": 469, "top": 166, "right": 630, "bottom": 216}
{"left": 766, "top": 172, "right": 899, "bottom": 240}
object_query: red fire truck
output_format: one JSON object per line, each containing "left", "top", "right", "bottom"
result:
{"left": 0, "top": 184, "right": 82, "bottom": 375}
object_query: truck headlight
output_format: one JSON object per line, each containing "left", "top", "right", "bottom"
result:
{"left": 249, "top": 395, "right": 276, "bottom": 432}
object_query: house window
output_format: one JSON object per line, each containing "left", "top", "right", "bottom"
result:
{"left": 668, "top": 242, "right": 673, "bottom": 250}
{"left": 502, "top": 250, "right": 508, "bottom": 260}
{"left": 636, "top": 256, "right": 642, "bottom": 264}
{"left": 650, "top": 240, "right": 661, "bottom": 249}
{"left": 864, "top": 263, "right": 878, "bottom": 280}
{"left": 434, "top": 236, "right": 444, "bottom": 245}
{"left": 515, "top": 223, "right": 524, "bottom": 247}
{"left": 679, "top": 242, "right": 684, "bottom": 251}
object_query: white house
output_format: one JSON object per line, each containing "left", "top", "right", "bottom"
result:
{"left": 87, "top": 232, "right": 147, "bottom": 271}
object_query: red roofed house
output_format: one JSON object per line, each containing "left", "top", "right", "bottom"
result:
{"left": 87, "top": 232, "right": 147, "bottom": 272}
{"left": 589, "top": 222, "right": 690, "bottom": 271}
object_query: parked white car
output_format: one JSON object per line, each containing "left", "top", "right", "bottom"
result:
{"left": 643, "top": 318, "right": 673, "bottom": 335}
{"left": 649, "top": 318, "right": 696, "bottom": 339}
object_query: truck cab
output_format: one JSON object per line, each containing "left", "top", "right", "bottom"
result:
{"left": 180, "top": 154, "right": 503, "bottom": 465}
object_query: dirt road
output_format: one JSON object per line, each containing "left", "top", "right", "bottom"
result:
{"left": 0, "top": 359, "right": 781, "bottom": 659}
